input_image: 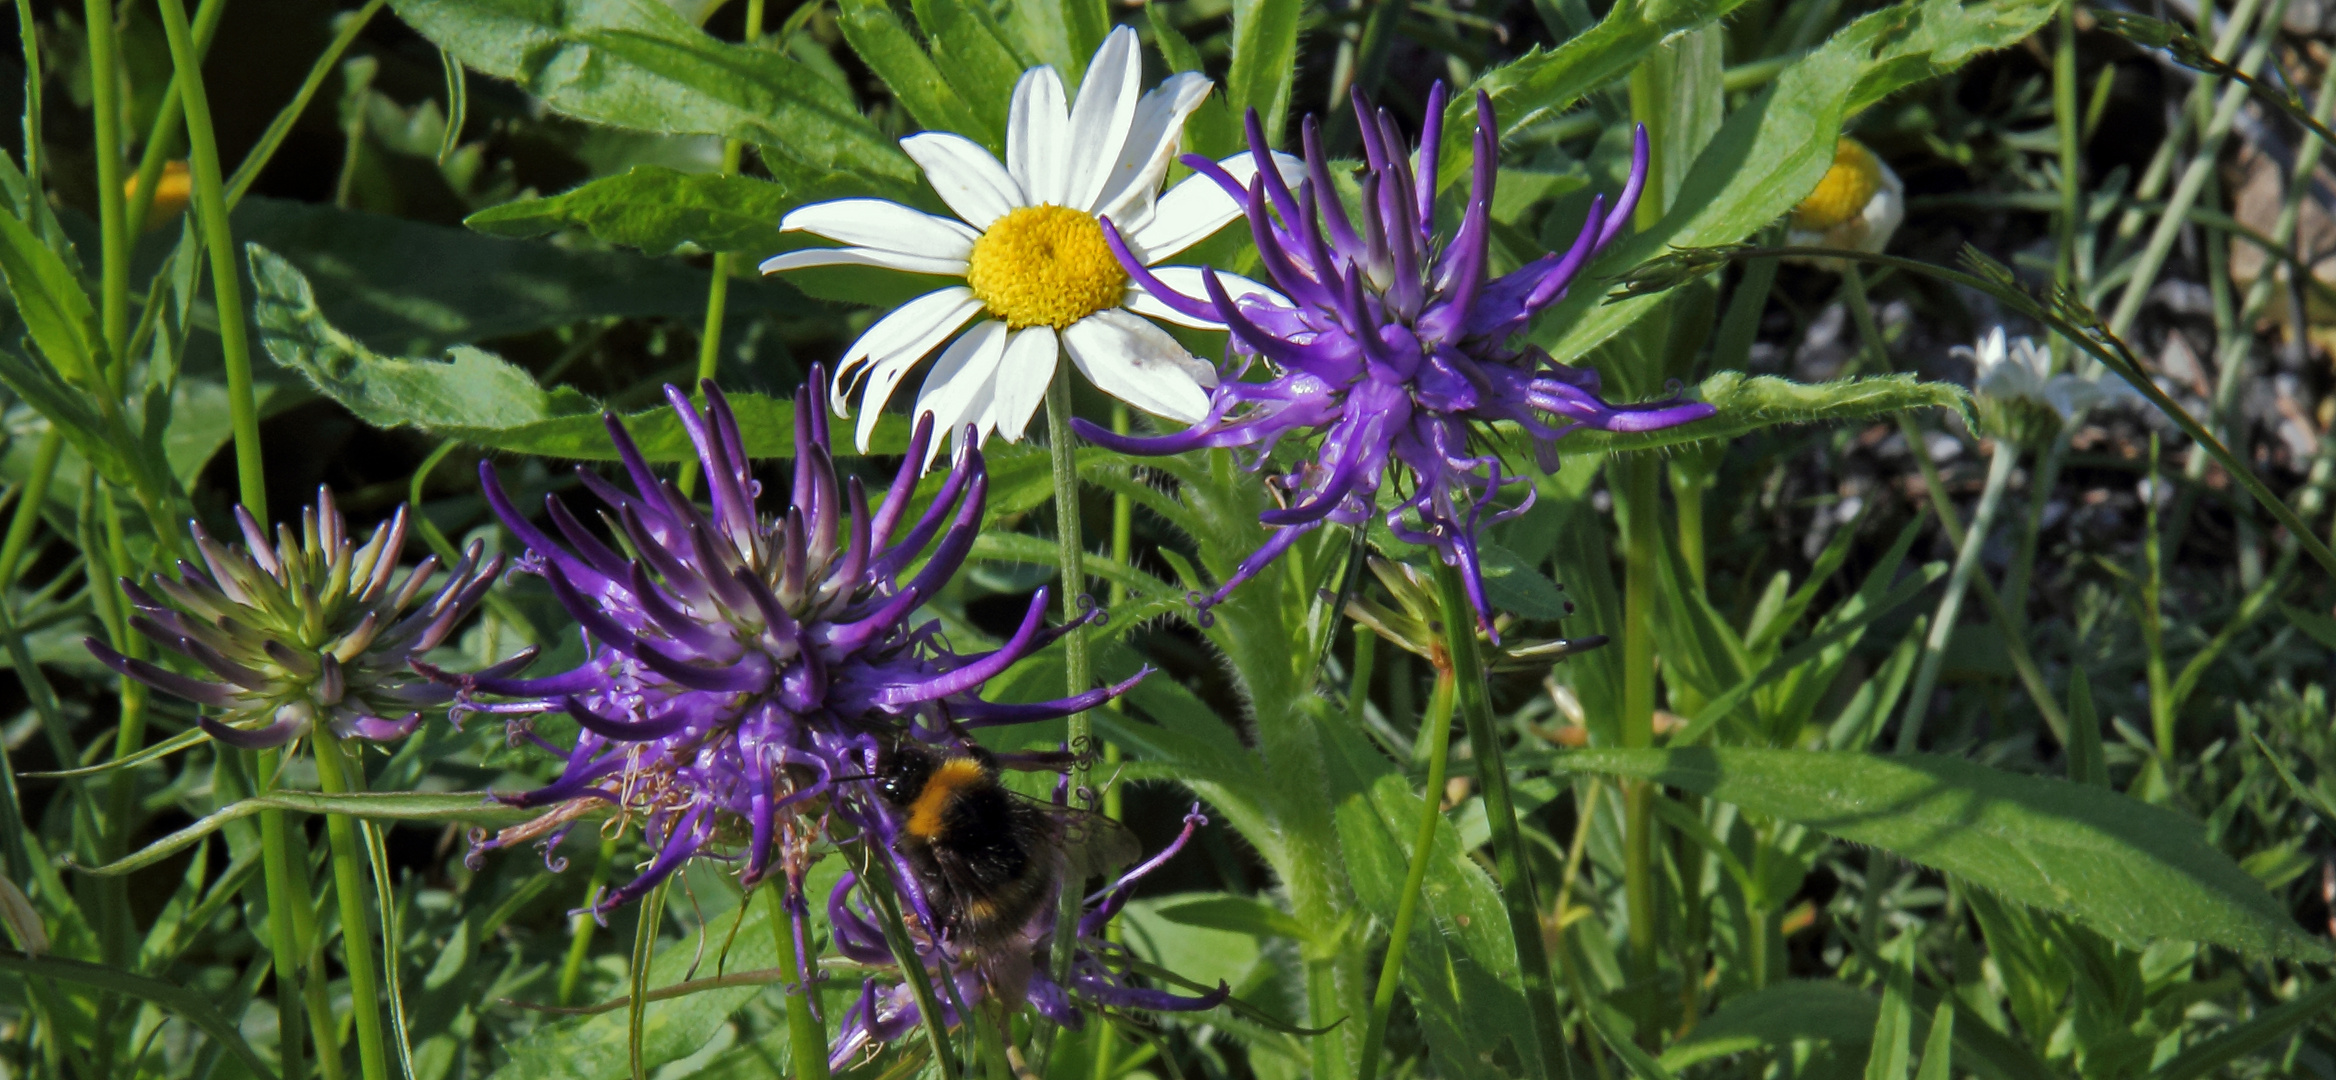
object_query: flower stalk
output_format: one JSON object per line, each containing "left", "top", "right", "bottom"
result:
{"left": 155, "top": 0, "right": 265, "bottom": 518}
{"left": 1043, "top": 366, "right": 1094, "bottom": 1015}
{"left": 1429, "top": 559, "right": 1567, "bottom": 1080}
{"left": 1615, "top": 455, "right": 1661, "bottom": 980}
{"left": 310, "top": 732, "right": 391, "bottom": 1080}
{"left": 764, "top": 883, "right": 831, "bottom": 1080}
{"left": 1356, "top": 659, "right": 1455, "bottom": 1080}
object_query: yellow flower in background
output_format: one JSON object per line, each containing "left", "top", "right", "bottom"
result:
{"left": 126, "top": 160, "right": 193, "bottom": 232}
{"left": 1788, "top": 138, "right": 1903, "bottom": 255}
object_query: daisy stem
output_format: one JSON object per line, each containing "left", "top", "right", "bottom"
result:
{"left": 763, "top": 882, "right": 831, "bottom": 1080}
{"left": 310, "top": 734, "right": 391, "bottom": 1080}
{"left": 1041, "top": 363, "right": 1093, "bottom": 1023}
{"left": 1429, "top": 559, "right": 1569, "bottom": 1080}
{"left": 1355, "top": 658, "right": 1456, "bottom": 1080}
{"left": 680, "top": 0, "right": 765, "bottom": 500}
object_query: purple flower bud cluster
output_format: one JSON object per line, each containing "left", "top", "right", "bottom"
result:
{"left": 1079, "top": 86, "right": 1716, "bottom": 632}
{"left": 430, "top": 371, "right": 1218, "bottom": 1055}
{"left": 87, "top": 488, "right": 506, "bottom": 749}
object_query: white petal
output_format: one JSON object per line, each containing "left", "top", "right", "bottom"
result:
{"left": 760, "top": 246, "right": 968, "bottom": 277}
{"left": 1063, "top": 309, "right": 1216, "bottom": 422}
{"left": 780, "top": 199, "right": 980, "bottom": 258}
{"left": 1122, "top": 267, "right": 1285, "bottom": 329}
{"left": 986, "top": 327, "right": 1058, "bottom": 443}
{"left": 901, "top": 132, "right": 1025, "bottom": 230}
{"left": 914, "top": 319, "right": 1012, "bottom": 459}
{"left": 1092, "top": 72, "right": 1213, "bottom": 229}
{"left": 1125, "top": 150, "right": 1307, "bottom": 263}
{"left": 1008, "top": 67, "right": 1072, "bottom": 207}
{"left": 834, "top": 288, "right": 987, "bottom": 452}
{"left": 1061, "top": 27, "right": 1144, "bottom": 213}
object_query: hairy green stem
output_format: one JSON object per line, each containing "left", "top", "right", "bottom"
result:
{"left": 765, "top": 883, "right": 831, "bottom": 1080}
{"left": 309, "top": 736, "right": 389, "bottom": 1080}
{"left": 1430, "top": 559, "right": 1567, "bottom": 1080}
{"left": 1042, "top": 363, "right": 1093, "bottom": 1023}
{"left": 155, "top": 0, "right": 266, "bottom": 519}
{"left": 1356, "top": 662, "right": 1457, "bottom": 1080}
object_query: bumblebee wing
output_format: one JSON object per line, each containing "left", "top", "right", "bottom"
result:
{"left": 1051, "top": 806, "right": 1141, "bottom": 885}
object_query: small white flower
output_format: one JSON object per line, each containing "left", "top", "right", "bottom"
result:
{"left": 761, "top": 27, "right": 1295, "bottom": 458}
{"left": 1956, "top": 326, "right": 2138, "bottom": 421}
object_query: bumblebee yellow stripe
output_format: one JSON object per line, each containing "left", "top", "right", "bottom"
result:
{"left": 906, "top": 758, "right": 987, "bottom": 840}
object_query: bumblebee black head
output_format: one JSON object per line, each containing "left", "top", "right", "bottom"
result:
{"left": 874, "top": 744, "right": 933, "bottom": 807}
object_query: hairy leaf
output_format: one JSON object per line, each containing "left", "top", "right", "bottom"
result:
{"left": 387, "top": 0, "right": 914, "bottom": 182}
{"left": 1552, "top": 747, "right": 2330, "bottom": 958}
{"left": 463, "top": 167, "right": 798, "bottom": 254}
{"left": 241, "top": 196, "right": 813, "bottom": 355}
{"left": 1541, "top": 373, "right": 1967, "bottom": 455}
{"left": 249, "top": 245, "right": 909, "bottom": 459}
{"left": 84, "top": 791, "right": 546, "bottom": 878}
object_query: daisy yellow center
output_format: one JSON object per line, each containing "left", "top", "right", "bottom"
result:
{"left": 1792, "top": 139, "right": 1885, "bottom": 230}
{"left": 965, "top": 205, "right": 1127, "bottom": 331}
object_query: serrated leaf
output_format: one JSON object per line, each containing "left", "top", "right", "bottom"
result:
{"left": 1478, "top": 542, "right": 1571, "bottom": 620}
{"left": 249, "top": 244, "right": 910, "bottom": 459}
{"left": 1551, "top": 747, "right": 2330, "bottom": 959}
{"left": 0, "top": 205, "right": 109, "bottom": 392}
{"left": 387, "top": 0, "right": 915, "bottom": 183}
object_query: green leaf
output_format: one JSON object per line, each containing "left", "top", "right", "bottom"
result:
{"left": 1913, "top": 1004, "right": 1954, "bottom": 1080}
{"left": 1550, "top": 747, "right": 2332, "bottom": 959}
{"left": 907, "top": 0, "right": 1029, "bottom": 144}
{"left": 240, "top": 195, "right": 815, "bottom": 355}
{"left": 1530, "top": 0, "right": 2055, "bottom": 363}
{"left": 488, "top": 898, "right": 779, "bottom": 1080}
{"left": 833, "top": 0, "right": 990, "bottom": 140}
{"left": 1477, "top": 541, "right": 1572, "bottom": 621}
{"left": 463, "top": 166, "right": 800, "bottom": 254}
{"left": 2147, "top": 978, "right": 2336, "bottom": 1080}
{"left": 0, "top": 951, "right": 279, "bottom": 1080}
{"left": 1657, "top": 981, "right": 1878, "bottom": 1070}
{"left": 1453, "top": 0, "right": 1752, "bottom": 170}
{"left": 1865, "top": 936, "right": 1915, "bottom": 1080}
{"left": 387, "top": 0, "right": 915, "bottom": 183}
{"left": 1225, "top": 0, "right": 1302, "bottom": 146}
{"left": 0, "top": 205, "right": 109, "bottom": 391}
{"left": 1542, "top": 373, "right": 1970, "bottom": 455}
{"left": 248, "top": 244, "right": 908, "bottom": 459}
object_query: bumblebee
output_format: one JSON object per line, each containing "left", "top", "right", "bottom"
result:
{"left": 873, "top": 742, "right": 1136, "bottom": 948}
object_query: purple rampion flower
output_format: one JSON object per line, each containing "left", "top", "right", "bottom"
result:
{"left": 435, "top": 372, "right": 1140, "bottom": 915}
{"left": 825, "top": 807, "right": 1227, "bottom": 1071}
{"left": 1075, "top": 86, "right": 1716, "bottom": 632}
{"left": 86, "top": 489, "right": 507, "bottom": 749}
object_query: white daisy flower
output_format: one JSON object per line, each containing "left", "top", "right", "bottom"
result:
{"left": 1786, "top": 137, "right": 1904, "bottom": 258}
{"left": 1957, "top": 326, "right": 2137, "bottom": 420}
{"left": 760, "top": 26, "right": 1297, "bottom": 457}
